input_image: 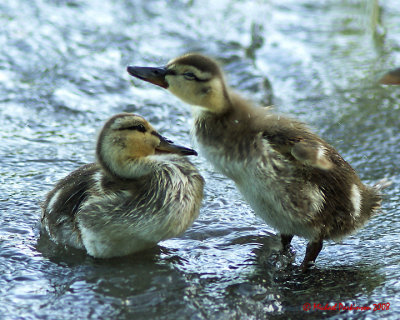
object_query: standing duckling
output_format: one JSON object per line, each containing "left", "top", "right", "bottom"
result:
{"left": 41, "top": 113, "right": 204, "bottom": 258}
{"left": 127, "top": 53, "right": 384, "bottom": 271}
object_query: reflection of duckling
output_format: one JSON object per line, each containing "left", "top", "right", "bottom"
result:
{"left": 380, "top": 67, "right": 400, "bottom": 85}
{"left": 41, "top": 113, "right": 204, "bottom": 258}
{"left": 127, "top": 54, "right": 384, "bottom": 271}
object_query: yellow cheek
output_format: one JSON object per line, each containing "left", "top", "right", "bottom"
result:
{"left": 124, "top": 134, "right": 157, "bottom": 159}
{"left": 130, "top": 144, "right": 155, "bottom": 158}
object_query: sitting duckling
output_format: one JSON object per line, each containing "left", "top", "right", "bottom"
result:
{"left": 380, "top": 67, "right": 400, "bottom": 85}
{"left": 127, "top": 54, "right": 384, "bottom": 271}
{"left": 41, "top": 113, "right": 204, "bottom": 258}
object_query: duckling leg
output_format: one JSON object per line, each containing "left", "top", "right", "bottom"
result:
{"left": 300, "top": 240, "right": 323, "bottom": 272}
{"left": 280, "top": 234, "right": 294, "bottom": 251}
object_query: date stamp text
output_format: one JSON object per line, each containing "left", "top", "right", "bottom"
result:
{"left": 302, "top": 302, "right": 390, "bottom": 312}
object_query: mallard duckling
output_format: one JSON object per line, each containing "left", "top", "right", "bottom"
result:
{"left": 41, "top": 113, "right": 204, "bottom": 258}
{"left": 127, "top": 54, "right": 384, "bottom": 271}
{"left": 380, "top": 67, "right": 400, "bottom": 85}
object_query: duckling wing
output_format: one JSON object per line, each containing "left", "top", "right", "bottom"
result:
{"left": 42, "top": 163, "right": 99, "bottom": 226}
{"left": 41, "top": 163, "right": 100, "bottom": 249}
{"left": 290, "top": 141, "right": 333, "bottom": 170}
{"left": 261, "top": 119, "right": 333, "bottom": 170}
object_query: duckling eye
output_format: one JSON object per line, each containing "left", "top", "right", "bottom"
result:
{"left": 120, "top": 124, "right": 146, "bottom": 132}
{"left": 183, "top": 72, "right": 197, "bottom": 80}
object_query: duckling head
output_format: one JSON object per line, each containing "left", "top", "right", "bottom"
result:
{"left": 97, "top": 113, "right": 197, "bottom": 179}
{"left": 127, "top": 53, "right": 230, "bottom": 113}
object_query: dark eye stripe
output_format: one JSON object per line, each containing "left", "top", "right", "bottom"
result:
{"left": 183, "top": 72, "right": 197, "bottom": 80}
{"left": 118, "top": 124, "right": 146, "bottom": 132}
{"left": 183, "top": 72, "right": 210, "bottom": 82}
{"left": 166, "top": 69, "right": 176, "bottom": 76}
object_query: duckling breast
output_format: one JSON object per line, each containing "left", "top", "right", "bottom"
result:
{"left": 234, "top": 157, "right": 325, "bottom": 240}
{"left": 194, "top": 124, "right": 323, "bottom": 239}
{"left": 77, "top": 155, "right": 204, "bottom": 258}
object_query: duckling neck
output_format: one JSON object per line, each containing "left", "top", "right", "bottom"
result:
{"left": 97, "top": 153, "right": 153, "bottom": 180}
{"left": 193, "top": 81, "right": 233, "bottom": 115}
{"left": 193, "top": 92, "right": 262, "bottom": 167}
{"left": 193, "top": 91, "right": 256, "bottom": 135}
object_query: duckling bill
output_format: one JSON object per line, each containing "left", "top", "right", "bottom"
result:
{"left": 41, "top": 113, "right": 204, "bottom": 258}
{"left": 127, "top": 53, "right": 385, "bottom": 271}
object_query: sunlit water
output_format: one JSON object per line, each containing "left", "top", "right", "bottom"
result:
{"left": 1, "top": 0, "right": 399, "bottom": 319}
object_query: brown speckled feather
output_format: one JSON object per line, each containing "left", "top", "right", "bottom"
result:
{"left": 127, "top": 53, "right": 385, "bottom": 270}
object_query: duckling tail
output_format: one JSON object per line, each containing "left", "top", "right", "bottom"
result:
{"left": 361, "top": 178, "right": 392, "bottom": 220}
{"left": 373, "top": 178, "right": 392, "bottom": 191}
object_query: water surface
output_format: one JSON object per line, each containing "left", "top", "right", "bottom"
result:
{"left": 1, "top": 0, "right": 399, "bottom": 319}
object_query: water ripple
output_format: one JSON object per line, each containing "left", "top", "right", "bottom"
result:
{"left": 1, "top": 0, "right": 399, "bottom": 319}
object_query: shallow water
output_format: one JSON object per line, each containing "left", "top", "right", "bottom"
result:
{"left": 1, "top": 0, "right": 400, "bottom": 319}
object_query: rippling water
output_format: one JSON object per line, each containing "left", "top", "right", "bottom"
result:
{"left": 1, "top": 0, "right": 399, "bottom": 319}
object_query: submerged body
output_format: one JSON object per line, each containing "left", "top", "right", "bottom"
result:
{"left": 380, "top": 67, "right": 400, "bottom": 85}
{"left": 41, "top": 113, "right": 204, "bottom": 258}
{"left": 127, "top": 54, "right": 384, "bottom": 270}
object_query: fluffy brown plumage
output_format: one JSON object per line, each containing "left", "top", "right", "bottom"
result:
{"left": 127, "top": 54, "right": 384, "bottom": 271}
{"left": 41, "top": 113, "right": 204, "bottom": 258}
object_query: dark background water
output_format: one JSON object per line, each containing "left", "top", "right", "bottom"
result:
{"left": 1, "top": 0, "right": 399, "bottom": 319}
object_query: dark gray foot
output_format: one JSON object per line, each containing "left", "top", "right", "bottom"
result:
{"left": 280, "top": 234, "right": 294, "bottom": 252}
{"left": 300, "top": 240, "right": 323, "bottom": 272}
